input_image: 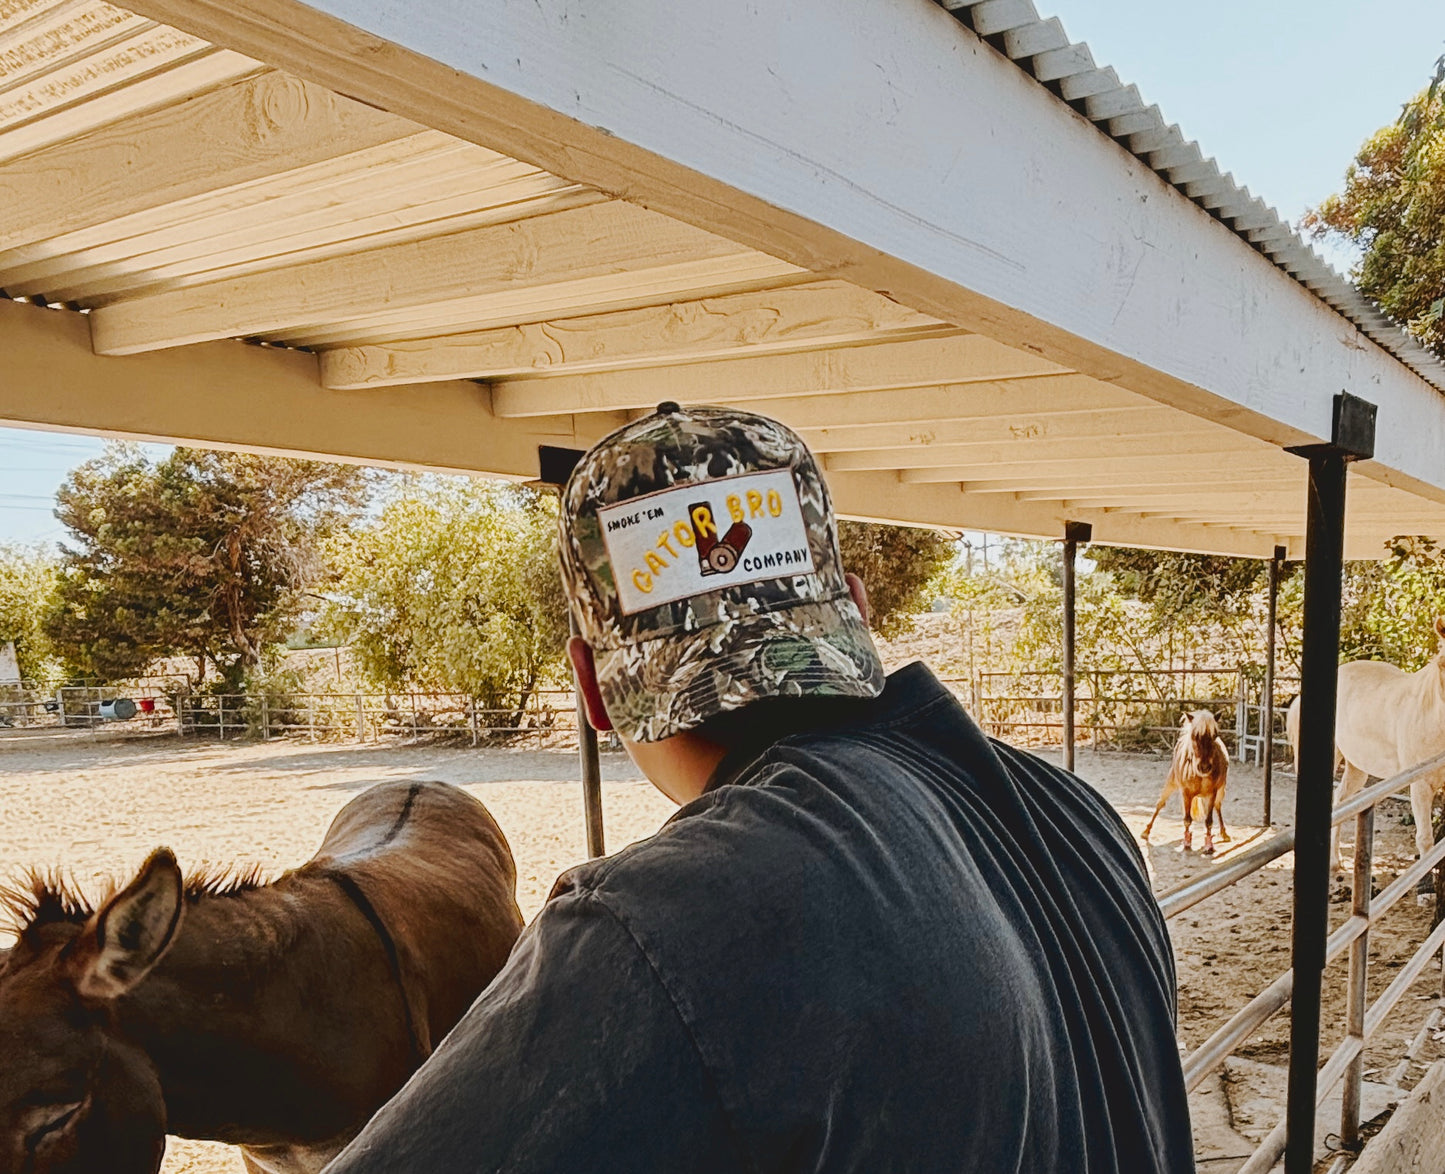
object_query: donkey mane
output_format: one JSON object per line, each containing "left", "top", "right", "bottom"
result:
{"left": 0, "top": 862, "right": 271, "bottom": 938}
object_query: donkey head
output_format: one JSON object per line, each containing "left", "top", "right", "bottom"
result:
{"left": 0, "top": 850, "right": 182, "bottom": 1174}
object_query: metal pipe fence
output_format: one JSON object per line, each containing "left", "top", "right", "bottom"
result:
{"left": 0, "top": 681, "right": 185, "bottom": 730}
{"left": 1154, "top": 749, "right": 1445, "bottom": 1172}
{"left": 956, "top": 667, "right": 1260, "bottom": 754}
{"left": 177, "top": 689, "right": 581, "bottom": 745}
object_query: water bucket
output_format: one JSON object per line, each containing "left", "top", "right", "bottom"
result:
{"left": 98, "top": 698, "right": 137, "bottom": 721}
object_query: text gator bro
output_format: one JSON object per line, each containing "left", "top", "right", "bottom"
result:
{"left": 597, "top": 468, "right": 818, "bottom": 615}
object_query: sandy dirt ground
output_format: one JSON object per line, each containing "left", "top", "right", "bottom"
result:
{"left": 1, "top": 727, "right": 1439, "bottom": 1172}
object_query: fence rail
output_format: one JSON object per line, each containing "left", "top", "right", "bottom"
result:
{"left": 959, "top": 667, "right": 1256, "bottom": 754}
{"left": 1154, "top": 749, "right": 1445, "bottom": 1172}
{"left": 178, "top": 689, "right": 581, "bottom": 745}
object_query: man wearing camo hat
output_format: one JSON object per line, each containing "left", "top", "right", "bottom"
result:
{"left": 325, "top": 403, "right": 1193, "bottom": 1173}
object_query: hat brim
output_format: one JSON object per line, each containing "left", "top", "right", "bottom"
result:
{"left": 592, "top": 593, "right": 884, "bottom": 743}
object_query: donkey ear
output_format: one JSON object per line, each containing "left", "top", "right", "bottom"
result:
{"left": 1435, "top": 616, "right": 1445, "bottom": 643}
{"left": 67, "top": 849, "right": 183, "bottom": 1001}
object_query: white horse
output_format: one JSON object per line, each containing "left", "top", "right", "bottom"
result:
{"left": 1286, "top": 617, "right": 1445, "bottom": 900}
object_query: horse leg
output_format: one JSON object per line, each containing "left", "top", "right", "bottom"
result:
{"left": 1180, "top": 792, "right": 1195, "bottom": 852}
{"left": 1411, "top": 772, "right": 1439, "bottom": 905}
{"left": 1331, "top": 761, "right": 1370, "bottom": 878}
{"left": 1201, "top": 792, "right": 1217, "bottom": 856}
{"left": 1214, "top": 777, "right": 1230, "bottom": 843}
{"left": 1141, "top": 781, "right": 1174, "bottom": 842}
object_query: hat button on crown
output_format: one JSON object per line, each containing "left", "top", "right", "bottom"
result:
{"left": 656, "top": 400, "right": 681, "bottom": 414}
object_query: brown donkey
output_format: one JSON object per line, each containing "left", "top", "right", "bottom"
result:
{"left": 1142, "top": 710, "right": 1232, "bottom": 854}
{"left": 0, "top": 779, "right": 523, "bottom": 1174}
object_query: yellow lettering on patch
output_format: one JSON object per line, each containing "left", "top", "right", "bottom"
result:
{"left": 657, "top": 530, "right": 677, "bottom": 558}
{"left": 766, "top": 490, "right": 783, "bottom": 517}
{"left": 674, "top": 520, "right": 695, "bottom": 548}
{"left": 632, "top": 569, "right": 653, "bottom": 593}
{"left": 746, "top": 490, "right": 764, "bottom": 518}
{"left": 690, "top": 504, "right": 717, "bottom": 539}
{"left": 644, "top": 551, "right": 667, "bottom": 575}
{"left": 726, "top": 494, "right": 744, "bottom": 523}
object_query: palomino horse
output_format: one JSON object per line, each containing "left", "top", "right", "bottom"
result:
{"left": 1142, "top": 710, "right": 1231, "bottom": 854}
{"left": 1287, "top": 617, "right": 1445, "bottom": 899}
{"left": 0, "top": 779, "right": 523, "bottom": 1174}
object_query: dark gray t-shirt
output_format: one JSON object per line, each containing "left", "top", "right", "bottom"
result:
{"left": 325, "top": 662, "right": 1193, "bottom": 1173}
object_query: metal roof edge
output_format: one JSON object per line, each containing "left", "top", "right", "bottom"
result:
{"left": 941, "top": 0, "right": 1445, "bottom": 394}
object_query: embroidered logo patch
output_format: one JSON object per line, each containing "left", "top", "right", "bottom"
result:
{"left": 597, "top": 468, "right": 817, "bottom": 615}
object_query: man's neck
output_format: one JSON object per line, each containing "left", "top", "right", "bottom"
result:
{"left": 623, "top": 731, "right": 730, "bottom": 805}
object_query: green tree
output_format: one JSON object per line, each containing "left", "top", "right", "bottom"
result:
{"left": 1305, "top": 72, "right": 1445, "bottom": 349}
{"left": 1339, "top": 536, "right": 1445, "bottom": 669}
{"left": 836, "top": 520, "right": 956, "bottom": 637}
{"left": 322, "top": 479, "right": 568, "bottom": 714}
{"left": 47, "top": 446, "right": 368, "bottom": 686}
{"left": 0, "top": 545, "right": 60, "bottom": 683}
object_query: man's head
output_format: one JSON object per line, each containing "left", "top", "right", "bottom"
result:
{"left": 559, "top": 402, "right": 883, "bottom": 782}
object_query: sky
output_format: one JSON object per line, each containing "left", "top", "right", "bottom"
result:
{"left": 2, "top": 0, "right": 1442, "bottom": 547}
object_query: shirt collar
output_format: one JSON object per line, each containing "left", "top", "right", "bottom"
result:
{"left": 703, "top": 661, "right": 951, "bottom": 792}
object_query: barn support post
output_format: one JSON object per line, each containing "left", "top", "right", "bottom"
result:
{"left": 1061, "top": 521, "right": 1092, "bottom": 774}
{"left": 1263, "top": 544, "right": 1286, "bottom": 826}
{"left": 1284, "top": 392, "right": 1376, "bottom": 1174}
{"left": 572, "top": 641, "right": 607, "bottom": 858}
{"left": 536, "top": 444, "right": 607, "bottom": 859}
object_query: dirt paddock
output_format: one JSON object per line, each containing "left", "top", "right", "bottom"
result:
{"left": 1, "top": 727, "right": 1439, "bottom": 1172}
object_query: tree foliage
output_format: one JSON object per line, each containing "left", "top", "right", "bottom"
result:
{"left": 1340, "top": 536, "right": 1445, "bottom": 669}
{"left": 1089, "top": 548, "right": 1281, "bottom": 618}
{"left": 836, "top": 520, "right": 955, "bottom": 638}
{"left": 46, "top": 446, "right": 367, "bottom": 685}
{"left": 321, "top": 479, "right": 568, "bottom": 711}
{"left": 1305, "top": 75, "right": 1445, "bottom": 350}
{"left": 0, "top": 545, "right": 59, "bottom": 683}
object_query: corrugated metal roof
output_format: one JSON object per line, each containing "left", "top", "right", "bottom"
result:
{"left": 942, "top": 0, "right": 1445, "bottom": 394}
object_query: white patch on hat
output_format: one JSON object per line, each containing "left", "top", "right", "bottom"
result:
{"left": 598, "top": 468, "right": 817, "bottom": 616}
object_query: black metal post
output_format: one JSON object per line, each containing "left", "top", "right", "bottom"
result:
{"left": 1061, "top": 521, "right": 1091, "bottom": 774}
{"left": 1263, "top": 544, "right": 1285, "bottom": 827}
{"left": 537, "top": 444, "right": 607, "bottom": 859}
{"left": 574, "top": 668, "right": 606, "bottom": 858}
{"left": 1284, "top": 393, "right": 1374, "bottom": 1174}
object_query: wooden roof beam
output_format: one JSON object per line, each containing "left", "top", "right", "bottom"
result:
{"left": 88, "top": 201, "right": 803, "bottom": 354}
{"left": 1009, "top": 481, "right": 1300, "bottom": 504}
{"left": 317, "top": 281, "right": 950, "bottom": 388}
{"left": 489, "top": 335, "right": 1067, "bottom": 417}
{"left": 827, "top": 471, "right": 1282, "bottom": 557}
{"left": 826, "top": 434, "right": 1261, "bottom": 471}
{"left": 725, "top": 376, "right": 1146, "bottom": 429}
{"left": 0, "top": 71, "right": 420, "bottom": 256}
{"left": 800, "top": 406, "right": 1181, "bottom": 452}
{"left": 905, "top": 454, "right": 1293, "bottom": 483}
{"left": 3, "top": 297, "right": 618, "bottom": 477}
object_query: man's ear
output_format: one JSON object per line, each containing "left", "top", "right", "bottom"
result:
{"left": 66, "top": 848, "right": 183, "bottom": 1001}
{"left": 567, "top": 637, "right": 615, "bottom": 732}
{"left": 845, "top": 572, "right": 871, "bottom": 628}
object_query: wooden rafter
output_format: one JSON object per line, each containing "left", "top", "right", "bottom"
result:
{"left": 88, "top": 201, "right": 804, "bottom": 353}
{"left": 489, "top": 336, "right": 1067, "bottom": 417}
{"left": 317, "top": 281, "right": 949, "bottom": 388}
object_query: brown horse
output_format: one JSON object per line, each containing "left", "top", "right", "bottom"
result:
{"left": 0, "top": 779, "right": 523, "bottom": 1174}
{"left": 1142, "top": 710, "right": 1231, "bottom": 854}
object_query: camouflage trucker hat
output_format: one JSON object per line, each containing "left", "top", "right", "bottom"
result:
{"left": 559, "top": 402, "right": 884, "bottom": 743}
